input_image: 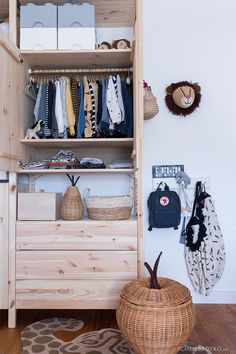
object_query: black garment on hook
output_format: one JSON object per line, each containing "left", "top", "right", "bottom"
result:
{"left": 185, "top": 181, "right": 209, "bottom": 251}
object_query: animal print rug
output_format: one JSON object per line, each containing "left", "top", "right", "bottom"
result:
{"left": 21, "top": 317, "right": 212, "bottom": 354}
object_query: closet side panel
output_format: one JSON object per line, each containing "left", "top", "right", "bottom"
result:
{"left": 19, "top": 61, "right": 34, "bottom": 164}
{"left": 133, "top": 0, "right": 144, "bottom": 278}
{"left": 0, "top": 28, "right": 32, "bottom": 171}
{"left": 0, "top": 182, "right": 9, "bottom": 309}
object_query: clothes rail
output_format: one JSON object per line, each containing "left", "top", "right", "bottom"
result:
{"left": 28, "top": 67, "right": 133, "bottom": 75}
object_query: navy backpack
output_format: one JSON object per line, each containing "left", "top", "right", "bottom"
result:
{"left": 148, "top": 182, "right": 181, "bottom": 231}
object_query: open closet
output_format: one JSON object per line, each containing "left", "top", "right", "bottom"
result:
{"left": 0, "top": 0, "right": 143, "bottom": 328}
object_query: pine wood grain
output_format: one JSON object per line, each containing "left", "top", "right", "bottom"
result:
{"left": 0, "top": 29, "right": 32, "bottom": 172}
{"left": 16, "top": 219, "right": 137, "bottom": 251}
{"left": 16, "top": 251, "right": 137, "bottom": 279}
{"left": 21, "top": 49, "right": 132, "bottom": 70}
{"left": 16, "top": 279, "right": 132, "bottom": 309}
{"left": 0, "top": 183, "right": 8, "bottom": 309}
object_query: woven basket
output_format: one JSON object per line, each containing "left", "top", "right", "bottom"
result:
{"left": 85, "top": 191, "right": 132, "bottom": 220}
{"left": 144, "top": 89, "right": 159, "bottom": 120}
{"left": 61, "top": 186, "right": 83, "bottom": 221}
{"left": 116, "top": 277, "right": 195, "bottom": 354}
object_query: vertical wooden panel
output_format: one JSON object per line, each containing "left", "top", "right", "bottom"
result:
{"left": 8, "top": 172, "right": 17, "bottom": 328}
{"left": 0, "top": 28, "right": 33, "bottom": 171}
{"left": 0, "top": 182, "right": 9, "bottom": 309}
{"left": 9, "top": 0, "right": 17, "bottom": 45}
{"left": 134, "top": 0, "right": 144, "bottom": 278}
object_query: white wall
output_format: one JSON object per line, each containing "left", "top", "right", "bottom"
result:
{"left": 143, "top": 0, "right": 236, "bottom": 303}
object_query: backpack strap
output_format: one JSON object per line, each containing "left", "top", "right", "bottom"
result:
{"left": 156, "top": 181, "right": 170, "bottom": 191}
{"left": 156, "top": 181, "right": 164, "bottom": 190}
{"left": 164, "top": 183, "right": 170, "bottom": 191}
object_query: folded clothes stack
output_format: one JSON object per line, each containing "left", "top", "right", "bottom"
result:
{"left": 48, "top": 150, "right": 79, "bottom": 169}
{"left": 18, "top": 152, "right": 131, "bottom": 170}
{"left": 18, "top": 160, "right": 48, "bottom": 169}
{"left": 107, "top": 159, "right": 133, "bottom": 169}
{"left": 79, "top": 157, "right": 105, "bottom": 169}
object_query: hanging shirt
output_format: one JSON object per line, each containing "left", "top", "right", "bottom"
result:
{"left": 77, "top": 80, "right": 85, "bottom": 138}
{"left": 50, "top": 85, "right": 59, "bottom": 139}
{"left": 96, "top": 80, "right": 103, "bottom": 128}
{"left": 100, "top": 79, "right": 110, "bottom": 137}
{"left": 43, "top": 82, "right": 54, "bottom": 137}
{"left": 59, "top": 77, "right": 69, "bottom": 138}
{"left": 38, "top": 83, "right": 47, "bottom": 123}
{"left": 71, "top": 78, "right": 80, "bottom": 127}
{"left": 65, "top": 77, "right": 76, "bottom": 137}
{"left": 106, "top": 75, "right": 122, "bottom": 127}
{"left": 55, "top": 80, "right": 64, "bottom": 135}
{"left": 33, "top": 83, "right": 43, "bottom": 122}
{"left": 88, "top": 81, "right": 97, "bottom": 137}
{"left": 117, "top": 74, "right": 125, "bottom": 122}
{"left": 83, "top": 76, "right": 93, "bottom": 138}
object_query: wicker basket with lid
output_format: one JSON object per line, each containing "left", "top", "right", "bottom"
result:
{"left": 116, "top": 256, "right": 195, "bottom": 354}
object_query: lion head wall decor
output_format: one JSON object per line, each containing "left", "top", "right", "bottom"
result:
{"left": 165, "top": 81, "right": 201, "bottom": 116}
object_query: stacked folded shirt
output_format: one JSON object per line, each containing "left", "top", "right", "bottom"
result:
{"left": 107, "top": 159, "right": 133, "bottom": 169}
{"left": 48, "top": 150, "right": 79, "bottom": 169}
{"left": 19, "top": 160, "right": 48, "bottom": 170}
{"left": 79, "top": 157, "right": 105, "bottom": 169}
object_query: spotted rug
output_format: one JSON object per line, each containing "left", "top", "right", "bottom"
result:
{"left": 21, "top": 317, "right": 212, "bottom": 354}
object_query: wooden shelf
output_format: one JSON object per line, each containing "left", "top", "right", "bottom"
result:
{"left": 16, "top": 217, "right": 137, "bottom": 224}
{"left": 21, "top": 49, "right": 133, "bottom": 69}
{"left": 0, "top": 1, "right": 135, "bottom": 27}
{"left": 18, "top": 168, "right": 135, "bottom": 174}
{"left": 20, "top": 138, "right": 134, "bottom": 149}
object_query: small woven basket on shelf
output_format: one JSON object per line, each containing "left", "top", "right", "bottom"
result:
{"left": 144, "top": 89, "right": 159, "bottom": 120}
{"left": 85, "top": 190, "right": 132, "bottom": 220}
{"left": 116, "top": 277, "right": 195, "bottom": 354}
{"left": 61, "top": 186, "right": 83, "bottom": 221}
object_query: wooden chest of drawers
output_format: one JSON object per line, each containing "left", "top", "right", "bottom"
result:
{"left": 16, "top": 219, "right": 137, "bottom": 309}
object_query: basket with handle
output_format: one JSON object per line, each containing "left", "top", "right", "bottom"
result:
{"left": 143, "top": 81, "right": 159, "bottom": 120}
{"left": 84, "top": 188, "right": 133, "bottom": 220}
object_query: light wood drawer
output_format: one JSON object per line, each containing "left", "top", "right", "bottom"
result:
{"left": 16, "top": 220, "right": 137, "bottom": 251}
{"left": 16, "top": 279, "right": 131, "bottom": 309}
{"left": 16, "top": 251, "right": 137, "bottom": 280}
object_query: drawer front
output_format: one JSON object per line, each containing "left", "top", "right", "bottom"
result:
{"left": 16, "top": 279, "right": 131, "bottom": 309}
{"left": 16, "top": 220, "right": 137, "bottom": 251}
{"left": 16, "top": 251, "right": 137, "bottom": 280}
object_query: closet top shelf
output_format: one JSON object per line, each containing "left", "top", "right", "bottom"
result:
{"left": 0, "top": 1, "right": 136, "bottom": 27}
{"left": 21, "top": 49, "right": 133, "bottom": 69}
{"left": 20, "top": 138, "right": 134, "bottom": 149}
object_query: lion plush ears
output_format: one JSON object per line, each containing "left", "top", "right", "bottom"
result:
{"left": 165, "top": 81, "right": 201, "bottom": 116}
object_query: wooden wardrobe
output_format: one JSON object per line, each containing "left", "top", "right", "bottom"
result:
{"left": 0, "top": 0, "right": 143, "bottom": 328}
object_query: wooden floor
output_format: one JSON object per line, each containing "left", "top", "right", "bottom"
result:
{"left": 0, "top": 305, "right": 235, "bottom": 354}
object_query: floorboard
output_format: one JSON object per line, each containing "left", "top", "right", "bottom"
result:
{"left": 0, "top": 305, "right": 235, "bottom": 354}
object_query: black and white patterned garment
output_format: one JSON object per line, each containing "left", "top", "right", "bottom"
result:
{"left": 185, "top": 196, "right": 225, "bottom": 295}
{"left": 19, "top": 160, "right": 48, "bottom": 169}
{"left": 43, "top": 83, "right": 51, "bottom": 137}
{"left": 49, "top": 150, "right": 78, "bottom": 164}
{"left": 88, "top": 81, "right": 97, "bottom": 137}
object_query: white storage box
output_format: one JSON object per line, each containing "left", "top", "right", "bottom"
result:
{"left": 18, "top": 193, "right": 63, "bottom": 221}
{"left": 20, "top": 3, "right": 57, "bottom": 50}
{"left": 58, "top": 3, "right": 96, "bottom": 50}
{"left": 20, "top": 28, "right": 57, "bottom": 50}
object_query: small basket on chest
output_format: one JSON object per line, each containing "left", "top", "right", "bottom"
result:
{"left": 84, "top": 189, "right": 133, "bottom": 221}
